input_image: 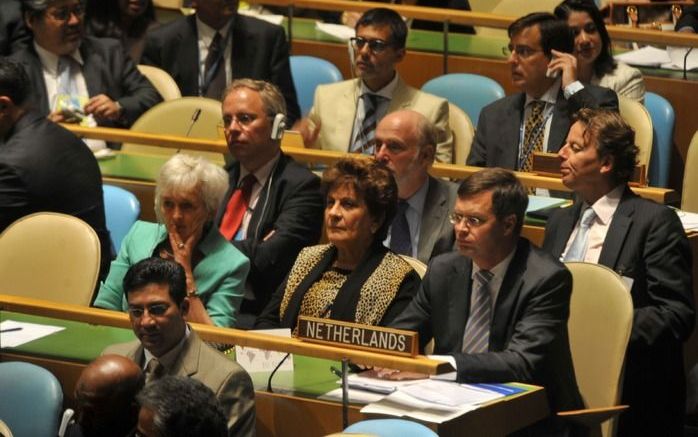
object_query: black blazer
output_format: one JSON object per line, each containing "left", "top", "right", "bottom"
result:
{"left": 391, "top": 239, "right": 583, "bottom": 415}
{"left": 214, "top": 154, "right": 324, "bottom": 314}
{"left": 142, "top": 14, "right": 301, "bottom": 125}
{"left": 467, "top": 85, "right": 618, "bottom": 168}
{"left": 0, "top": 0, "right": 30, "bottom": 56}
{"left": 543, "top": 188, "right": 695, "bottom": 436}
{"left": 256, "top": 244, "right": 421, "bottom": 330}
{"left": 9, "top": 36, "right": 161, "bottom": 127}
{"left": 0, "top": 111, "right": 112, "bottom": 280}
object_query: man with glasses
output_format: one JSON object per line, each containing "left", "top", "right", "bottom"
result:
{"left": 103, "top": 257, "right": 256, "bottom": 437}
{"left": 543, "top": 108, "right": 694, "bottom": 437}
{"left": 374, "top": 109, "right": 458, "bottom": 263}
{"left": 297, "top": 7, "right": 452, "bottom": 164}
{"left": 467, "top": 12, "right": 617, "bottom": 170}
{"left": 215, "top": 79, "right": 323, "bottom": 327}
{"left": 391, "top": 168, "right": 583, "bottom": 434}
{"left": 9, "top": 0, "right": 160, "bottom": 147}
{"left": 141, "top": 0, "right": 301, "bottom": 125}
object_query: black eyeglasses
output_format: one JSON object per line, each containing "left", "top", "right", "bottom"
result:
{"left": 128, "top": 303, "right": 170, "bottom": 318}
{"left": 46, "top": 3, "right": 85, "bottom": 22}
{"left": 350, "top": 37, "right": 393, "bottom": 54}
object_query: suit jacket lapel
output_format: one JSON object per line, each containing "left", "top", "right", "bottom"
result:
{"left": 417, "top": 177, "right": 447, "bottom": 261}
{"left": 171, "top": 330, "right": 201, "bottom": 377}
{"left": 549, "top": 202, "right": 582, "bottom": 258}
{"left": 183, "top": 15, "right": 200, "bottom": 95}
{"left": 80, "top": 40, "right": 101, "bottom": 98}
{"left": 500, "top": 94, "right": 525, "bottom": 169}
{"left": 247, "top": 154, "right": 287, "bottom": 239}
{"left": 598, "top": 189, "right": 635, "bottom": 270}
{"left": 337, "top": 80, "right": 360, "bottom": 150}
{"left": 490, "top": 240, "right": 527, "bottom": 349}
{"left": 449, "top": 257, "right": 472, "bottom": 352}
{"left": 231, "top": 15, "right": 253, "bottom": 79}
{"left": 387, "top": 76, "right": 412, "bottom": 111}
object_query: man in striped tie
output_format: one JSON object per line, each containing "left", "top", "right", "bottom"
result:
{"left": 392, "top": 168, "right": 583, "bottom": 434}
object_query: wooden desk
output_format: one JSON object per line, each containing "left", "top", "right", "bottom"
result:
{"left": 0, "top": 309, "right": 547, "bottom": 437}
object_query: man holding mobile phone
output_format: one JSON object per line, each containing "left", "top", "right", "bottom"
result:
{"left": 467, "top": 12, "right": 618, "bottom": 171}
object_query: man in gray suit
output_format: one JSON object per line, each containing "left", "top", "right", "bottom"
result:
{"left": 543, "top": 108, "right": 694, "bottom": 437}
{"left": 467, "top": 12, "right": 617, "bottom": 169}
{"left": 103, "top": 258, "right": 255, "bottom": 437}
{"left": 374, "top": 110, "right": 457, "bottom": 263}
{"left": 391, "top": 168, "right": 582, "bottom": 433}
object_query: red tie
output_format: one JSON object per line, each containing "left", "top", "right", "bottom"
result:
{"left": 219, "top": 174, "right": 256, "bottom": 240}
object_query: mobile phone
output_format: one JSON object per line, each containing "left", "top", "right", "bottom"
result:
{"left": 546, "top": 68, "right": 560, "bottom": 79}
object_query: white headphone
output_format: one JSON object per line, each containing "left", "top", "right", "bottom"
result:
{"left": 270, "top": 113, "right": 286, "bottom": 140}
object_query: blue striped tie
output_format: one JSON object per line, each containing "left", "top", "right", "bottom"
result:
{"left": 350, "top": 93, "right": 380, "bottom": 154}
{"left": 462, "top": 269, "right": 494, "bottom": 354}
{"left": 563, "top": 207, "right": 597, "bottom": 262}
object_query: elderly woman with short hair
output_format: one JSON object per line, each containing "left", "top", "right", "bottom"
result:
{"left": 255, "top": 157, "right": 421, "bottom": 330}
{"left": 94, "top": 154, "right": 249, "bottom": 327}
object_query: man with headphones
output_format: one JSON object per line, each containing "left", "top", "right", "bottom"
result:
{"left": 215, "top": 79, "right": 324, "bottom": 328}
{"left": 296, "top": 7, "right": 453, "bottom": 164}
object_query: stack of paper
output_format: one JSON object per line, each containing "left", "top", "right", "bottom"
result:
{"left": 675, "top": 209, "right": 698, "bottom": 232}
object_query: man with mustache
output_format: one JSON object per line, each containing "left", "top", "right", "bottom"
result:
{"left": 296, "top": 7, "right": 453, "bottom": 164}
{"left": 543, "top": 108, "right": 694, "bottom": 436}
{"left": 467, "top": 12, "right": 617, "bottom": 170}
{"left": 142, "top": 0, "right": 301, "bottom": 125}
{"left": 103, "top": 257, "right": 256, "bottom": 437}
{"left": 9, "top": 0, "right": 160, "bottom": 140}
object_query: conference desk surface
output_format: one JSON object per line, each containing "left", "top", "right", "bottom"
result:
{"left": 0, "top": 311, "right": 548, "bottom": 437}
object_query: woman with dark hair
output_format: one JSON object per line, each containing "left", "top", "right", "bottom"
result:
{"left": 85, "top": 0, "right": 157, "bottom": 62}
{"left": 555, "top": 0, "right": 645, "bottom": 102}
{"left": 255, "top": 157, "right": 420, "bottom": 330}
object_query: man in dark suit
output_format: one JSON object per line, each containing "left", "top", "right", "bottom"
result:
{"left": 391, "top": 168, "right": 583, "bottom": 432}
{"left": 10, "top": 0, "right": 160, "bottom": 130}
{"left": 467, "top": 12, "right": 617, "bottom": 170}
{"left": 374, "top": 109, "right": 457, "bottom": 263}
{"left": 0, "top": 59, "right": 111, "bottom": 280}
{"left": 215, "top": 79, "right": 323, "bottom": 326}
{"left": 141, "top": 0, "right": 301, "bottom": 125}
{"left": 0, "top": 0, "right": 31, "bottom": 56}
{"left": 543, "top": 108, "right": 695, "bottom": 436}
{"left": 103, "top": 258, "right": 256, "bottom": 437}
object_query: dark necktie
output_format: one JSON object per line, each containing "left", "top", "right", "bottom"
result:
{"left": 462, "top": 270, "right": 494, "bottom": 354}
{"left": 390, "top": 200, "right": 412, "bottom": 256}
{"left": 219, "top": 174, "right": 256, "bottom": 240}
{"left": 203, "top": 32, "right": 226, "bottom": 99}
{"left": 563, "top": 207, "right": 597, "bottom": 262}
{"left": 350, "top": 93, "right": 381, "bottom": 154}
{"left": 521, "top": 100, "right": 546, "bottom": 172}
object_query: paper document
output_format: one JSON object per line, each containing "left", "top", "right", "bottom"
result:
{"left": 237, "top": 10, "right": 284, "bottom": 26}
{"left": 315, "top": 22, "right": 355, "bottom": 42}
{"left": 344, "top": 373, "right": 421, "bottom": 394}
{"left": 400, "top": 380, "right": 505, "bottom": 407}
{"left": 674, "top": 209, "right": 698, "bottom": 232}
{"left": 527, "top": 195, "right": 567, "bottom": 213}
{"left": 614, "top": 46, "right": 671, "bottom": 67}
{"left": 235, "top": 328, "right": 293, "bottom": 373}
{"left": 666, "top": 46, "right": 698, "bottom": 71}
{"left": 0, "top": 320, "right": 65, "bottom": 347}
{"left": 320, "top": 387, "right": 387, "bottom": 404}
{"left": 361, "top": 390, "right": 477, "bottom": 423}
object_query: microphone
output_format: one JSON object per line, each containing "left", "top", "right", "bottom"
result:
{"left": 266, "top": 302, "right": 333, "bottom": 392}
{"left": 177, "top": 108, "right": 201, "bottom": 153}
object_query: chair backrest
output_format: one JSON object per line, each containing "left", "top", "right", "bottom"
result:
{"left": 290, "top": 55, "right": 343, "bottom": 116}
{"left": 103, "top": 185, "right": 141, "bottom": 253}
{"left": 122, "top": 97, "right": 225, "bottom": 165}
{"left": 565, "top": 262, "right": 633, "bottom": 437}
{"left": 0, "top": 212, "right": 101, "bottom": 305}
{"left": 682, "top": 130, "right": 698, "bottom": 212}
{"left": 422, "top": 73, "right": 505, "bottom": 126}
{"left": 448, "top": 103, "right": 475, "bottom": 165}
{"left": 344, "top": 419, "right": 437, "bottom": 437}
{"left": 644, "top": 92, "right": 675, "bottom": 188}
{"left": 0, "top": 362, "right": 63, "bottom": 437}
{"left": 618, "top": 95, "right": 653, "bottom": 173}
{"left": 137, "top": 64, "right": 182, "bottom": 101}
{"left": 398, "top": 255, "right": 428, "bottom": 278}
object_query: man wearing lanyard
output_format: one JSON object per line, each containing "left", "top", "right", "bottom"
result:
{"left": 142, "top": 0, "right": 301, "bottom": 125}
{"left": 467, "top": 12, "right": 617, "bottom": 170}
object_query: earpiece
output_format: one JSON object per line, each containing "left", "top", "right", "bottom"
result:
{"left": 270, "top": 113, "right": 286, "bottom": 140}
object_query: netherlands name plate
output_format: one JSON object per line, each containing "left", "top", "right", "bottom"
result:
{"left": 296, "top": 316, "right": 418, "bottom": 357}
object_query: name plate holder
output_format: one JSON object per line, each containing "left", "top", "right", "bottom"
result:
{"left": 296, "top": 316, "right": 420, "bottom": 427}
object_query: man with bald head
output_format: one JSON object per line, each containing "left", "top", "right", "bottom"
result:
{"left": 66, "top": 354, "right": 144, "bottom": 437}
{"left": 374, "top": 109, "right": 457, "bottom": 263}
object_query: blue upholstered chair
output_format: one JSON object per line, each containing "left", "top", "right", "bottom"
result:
{"left": 0, "top": 362, "right": 63, "bottom": 437}
{"left": 103, "top": 185, "right": 140, "bottom": 253}
{"left": 645, "top": 92, "right": 675, "bottom": 188}
{"left": 290, "top": 55, "right": 343, "bottom": 116}
{"left": 421, "top": 73, "right": 506, "bottom": 127}
{"left": 344, "top": 419, "right": 438, "bottom": 437}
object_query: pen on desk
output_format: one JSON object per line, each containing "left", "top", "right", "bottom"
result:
{"left": 0, "top": 327, "right": 22, "bottom": 333}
